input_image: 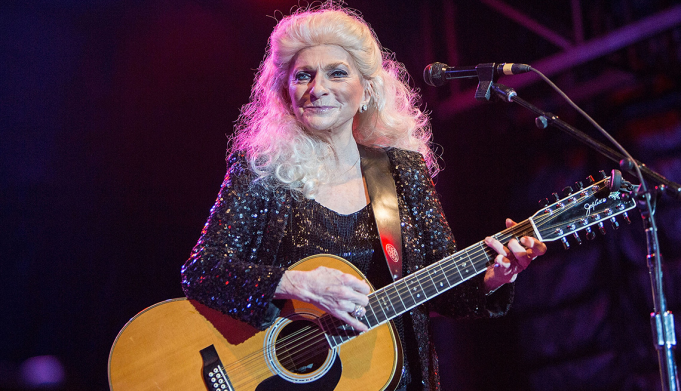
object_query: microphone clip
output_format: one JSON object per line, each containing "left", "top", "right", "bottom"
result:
{"left": 473, "top": 63, "right": 497, "bottom": 102}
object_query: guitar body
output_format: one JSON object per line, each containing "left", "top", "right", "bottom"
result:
{"left": 108, "top": 254, "right": 403, "bottom": 391}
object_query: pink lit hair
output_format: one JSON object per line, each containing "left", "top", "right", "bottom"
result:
{"left": 231, "top": 2, "right": 438, "bottom": 197}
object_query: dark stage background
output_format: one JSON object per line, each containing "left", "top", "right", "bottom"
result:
{"left": 2, "top": 0, "right": 680, "bottom": 390}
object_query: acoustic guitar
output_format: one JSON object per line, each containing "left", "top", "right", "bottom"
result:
{"left": 108, "top": 174, "right": 637, "bottom": 390}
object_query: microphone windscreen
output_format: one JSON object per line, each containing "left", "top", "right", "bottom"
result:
{"left": 423, "top": 62, "right": 447, "bottom": 87}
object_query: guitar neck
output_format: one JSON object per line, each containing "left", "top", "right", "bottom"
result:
{"left": 323, "top": 175, "right": 639, "bottom": 347}
{"left": 325, "top": 220, "right": 537, "bottom": 348}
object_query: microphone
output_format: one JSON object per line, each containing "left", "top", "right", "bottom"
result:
{"left": 423, "top": 62, "right": 531, "bottom": 87}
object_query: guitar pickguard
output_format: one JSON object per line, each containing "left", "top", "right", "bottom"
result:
{"left": 255, "top": 354, "right": 342, "bottom": 391}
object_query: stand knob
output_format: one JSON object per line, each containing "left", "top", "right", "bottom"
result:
{"left": 535, "top": 116, "right": 549, "bottom": 129}
{"left": 609, "top": 169, "right": 623, "bottom": 192}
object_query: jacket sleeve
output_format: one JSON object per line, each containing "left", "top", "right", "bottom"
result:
{"left": 181, "top": 153, "right": 287, "bottom": 330}
{"left": 389, "top": 148, "right": 514, "bottom": 319}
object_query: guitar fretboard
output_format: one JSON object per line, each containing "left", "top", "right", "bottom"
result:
{"left": 324, "top": 220, "right": 536, "bottom": 348}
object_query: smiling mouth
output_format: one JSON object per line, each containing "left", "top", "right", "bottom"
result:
{"left": 304, "top": 106, "right": 337, "bottom": 112}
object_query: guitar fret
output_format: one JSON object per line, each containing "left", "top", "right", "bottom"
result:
{"left": 387, "top": 284, "right": 407, "bottom": 315}
{"left": 415, "top": 270, "right": 438, "bottom": 299}
{"left": 377, "top": 290, "right": 397, "bottom": 319}
{"left": 455, "top": 250, "right": 477, "bottom": 281}
{"left": 407, "top": 275, "right": 426, "bottom": 304}
{"left": 449, "top": 258, "right": 464, "bottom": 284}
{"left": 396, "top": 280, "right": 415, "bottom": 309}
{"left": 431, "top": 264, "right": 449, "bottom": 291}
{"left": 322, "top": 315, "right": 342, "bottom": 347}
{"left": 452, "top": 258, "right": 465, "bottom": 280}
{"left": 338, "top": 320, "right": 352, "bottom": 345}
{"left": 319, "top": 315, "right": 334, "bottom": 337}
{"left": 476, "top": 243, "right": 494, "bottom": 267}
{"left": 425, "top": 268, "right": 441, "bottom": 294}
{"left": 369, "top": 293, "right": 381, "bottom": 323}
{"left": 438, "top": 261, "right": 453, "bottom": 288}
{"left": 373, "top": 291, "right": 389, "bottom": 323}
{"left": 466, "top": 250, "right": 477, "bottom": 272}
{"left": 364, "top": 303, "right": 378, "bottom": 328}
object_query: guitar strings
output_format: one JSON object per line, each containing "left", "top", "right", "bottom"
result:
{"left": 221, "top": 206, "right": 574, "bottom": 387}
{"left": 226, "top": 218, "right": 541, "bottom": 383}
{"left": 230, "top": 220, "right": 536, "bottom": 388}
{"left": 265, "top": 189, "right": 611, "bottom": 384}
{"left": 226, "top": 221, "right": 539, "bottom": 389}
{"left": 363, "top": 194, "right": 594, "bottom": 327}
{"left": 273, "top": 217, "right": 541, "bottom": 355}
{"left": 367, "top": 196, "right": 589, "bottom": 319}
{"left": 355, "top": 217, "right": 549, "bottom": 328}
{"left": 234, "top": 190, "right": 617, "bottom": 388}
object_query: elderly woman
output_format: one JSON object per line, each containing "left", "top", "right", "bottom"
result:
{"left": 181, "top": 4, "right": 545, "bottom": 391}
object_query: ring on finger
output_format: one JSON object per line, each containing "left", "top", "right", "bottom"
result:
{"left": 352, "top": 304, "right": 366, "bottom": 318}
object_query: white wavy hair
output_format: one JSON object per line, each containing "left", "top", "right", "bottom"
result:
{"left": 231, "top": 2, "right": 437, "bottom": 197}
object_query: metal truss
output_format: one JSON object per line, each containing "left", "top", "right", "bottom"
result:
{"left": 437, "top": 1, "right": 681, "bottom": 117}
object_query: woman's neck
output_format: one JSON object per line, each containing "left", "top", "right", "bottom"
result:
{"left": 327, "top": 129, "right": 360, "bottom": 169}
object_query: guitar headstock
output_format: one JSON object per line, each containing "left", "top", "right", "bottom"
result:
{"left": 529, "top": 172, "right": 638, "bottom": 249}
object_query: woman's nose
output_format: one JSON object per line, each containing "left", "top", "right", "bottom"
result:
{"left": 309, "top": 74, "right": 329, "bottom": 99}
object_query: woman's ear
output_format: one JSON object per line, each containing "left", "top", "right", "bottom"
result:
{"left": 361, "top": 81, "right": 373, "bottom": 108}
{"left": 362, "top": 79, "right": 376, "bottom": 107}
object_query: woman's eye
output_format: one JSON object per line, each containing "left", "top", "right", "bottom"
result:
{"left": 330, "top": 70, "right": 348, "bottom": 78}
{"left": 294, "top": 72, "right": 311, "bottom": 81}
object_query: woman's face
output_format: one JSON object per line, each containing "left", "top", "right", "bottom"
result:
{"left": 288, "top": 44, "right": 368, "bottom": 137}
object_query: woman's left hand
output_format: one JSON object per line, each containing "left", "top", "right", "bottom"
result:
{"left": 483, "top": 218, "right": 547, "bottom": 294}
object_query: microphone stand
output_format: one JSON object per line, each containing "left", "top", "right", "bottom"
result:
{"left": 472, "top": 70, "right": 680, "bottom": 390}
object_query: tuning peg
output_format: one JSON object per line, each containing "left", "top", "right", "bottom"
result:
{"left": 561, "top": 237, "right": 570, "bottom": 250}
{"left": 539, "top": 198, "right": 549, "bottom": 207}
{"left": 623, "top": 212, "right": 631, "bottom": 224}
{"left": 598, "top": 222, "right": 607, "bottom": 235}
{"left": 610, "top": 217, "right": 620, "bottom": 230}
{"left": 585, "top": 226, "right": 596, "bottom": 240}
{"left": 573, "top": 232, "right": 582, "bottom": 245}
{"left": 586, "top": 175, "right": 595, "bottom": 185}
{"left": 535, "top": 116, "right": 549, "bottom": 129}
{"left": 575, "top": 181, "right": 584, "bottom": 190}
{"left": 562, "top": 186, "right": 574, "bottom": 197}
{"left": 599, "top": 170, "right": 607, "bottom": 179}
{"left": 552, "top": 192, "right": 560, "bottom": 202}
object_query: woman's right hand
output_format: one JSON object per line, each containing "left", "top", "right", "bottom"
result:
{"left": 274, "top": 266, "right": 371, "bottom": 332}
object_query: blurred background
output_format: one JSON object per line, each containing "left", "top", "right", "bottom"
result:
{"left": 2, "top": 0, "right": 680, "bottom": 389}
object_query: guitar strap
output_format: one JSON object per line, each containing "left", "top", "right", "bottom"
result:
{"left": 358, "top": 145, "right": 403, "bottom": 281}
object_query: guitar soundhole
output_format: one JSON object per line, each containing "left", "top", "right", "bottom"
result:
{"left": 275, "top": 320, "right": 330, "bottom": 375}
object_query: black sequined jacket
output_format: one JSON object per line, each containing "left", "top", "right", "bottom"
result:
{"left": 181, "top": 147, "right": 514, "bottom": 390}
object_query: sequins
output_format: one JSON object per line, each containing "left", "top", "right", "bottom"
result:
{"left": 180, "top": 148, "right": 514, "bottom": 391}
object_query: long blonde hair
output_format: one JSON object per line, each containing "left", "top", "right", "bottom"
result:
{"left": 232, "top": 2, "right": 437, "bottom": 197}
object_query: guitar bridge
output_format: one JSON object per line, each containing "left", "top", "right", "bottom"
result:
{"left": 200, "top": 345, "right": 234, "bottom": 391}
